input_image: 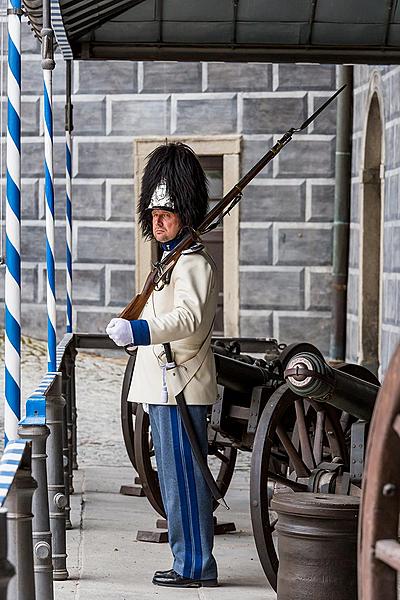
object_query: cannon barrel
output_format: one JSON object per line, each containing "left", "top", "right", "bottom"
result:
{"left": 212, "top": 346, "right": 270, "bottom": 393}
{"left": 284, "top": 352, "right": 379, "bottom": 421}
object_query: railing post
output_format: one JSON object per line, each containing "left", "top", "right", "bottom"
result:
{"left": 61, "top": 398, "right": 71, "bottom": 530}
{"left": 46, "top": 373, "right": 68, "bottom": 580}
{"left": 57, "top": 343, "right": 74, "bottom": 529}
{"left": 0, "top": 509, "right": 15, "bottom": 600}
{"left": 69, "top": 350, "right": 78, "bottom": 470}
{"left": 4, "top": 442, "right": 37, "bottom": 600}
{"left": 19, "top": 403, "right": 54, "bottom": 600}
{"left": 64, "top": 345, "right": 77, "bottom": 482}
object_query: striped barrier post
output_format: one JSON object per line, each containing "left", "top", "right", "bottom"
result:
{"left": 4, "top": 0, "right": 22, "bottom": 445}
{"left": 65, "top": 60, "right": 73, "bottom": 333}
{"left": 42, "top": 0, "right": 57, "bottom": 372}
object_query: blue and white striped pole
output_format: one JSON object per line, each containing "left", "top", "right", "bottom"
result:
{"left": 4, "top": 0, "right": 22, "bottom": 445}
{"left": 65, "top": 60, "right": 73, "bottom": 333}
{"left": 42, "top": 1, "right": 56, "bottom": 371}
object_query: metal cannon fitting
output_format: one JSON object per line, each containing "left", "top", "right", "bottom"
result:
{"left": 284, "top": 351, "right": 378, "bottom": 421}
{"left": 284, "top": 352, "right": 335, "bottom": 398}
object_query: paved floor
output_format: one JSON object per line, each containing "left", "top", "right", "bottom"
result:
{"left": 54, "top": 465, "right": 277, "bottom": 600}
{"left": 0, "top": 336, "right": 276, "bottom": 599}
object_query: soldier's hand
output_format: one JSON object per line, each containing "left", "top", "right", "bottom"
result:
{"left": 106, "top": 317, "right": 134, "bottom": 346}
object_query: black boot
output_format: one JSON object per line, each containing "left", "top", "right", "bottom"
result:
{"left": 152, "top": 569, "right": 218, "bottom": 588}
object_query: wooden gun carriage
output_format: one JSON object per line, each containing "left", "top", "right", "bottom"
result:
{"left": 120, "top": 338, "right": 380, "bottom": 591}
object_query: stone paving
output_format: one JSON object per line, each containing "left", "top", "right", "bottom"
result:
{"left": 0, "top": 334, "right": 272, "bottom": 598}
{"left": 0, "top": 335, "right": 129, "bottom": 464}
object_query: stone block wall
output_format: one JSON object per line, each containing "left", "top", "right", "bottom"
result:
{"left": 0, "top": 19, "right": 337, "bottom": 352}
{"left": 348, "top": 65, "right": 400, "bottom": 373}
{"left": 239, "top": 64, "right": 336, "bottom": 353}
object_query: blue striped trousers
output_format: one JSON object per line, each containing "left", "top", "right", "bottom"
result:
{"left": 148, "top": 405, "right": 218, "bottom": 581}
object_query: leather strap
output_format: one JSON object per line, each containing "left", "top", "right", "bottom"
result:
{"left": 163, "top": 341, "right": 229, "bottom": 509}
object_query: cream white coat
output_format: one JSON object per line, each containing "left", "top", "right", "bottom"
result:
{"left": 127, "top": 247, "right": 218, "bottom": 406}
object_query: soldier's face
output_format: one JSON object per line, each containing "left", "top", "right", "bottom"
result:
{"left": 152, "top": 210, "right": 182, "bottom": 242}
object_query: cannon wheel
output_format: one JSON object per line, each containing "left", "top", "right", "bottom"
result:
{"left": 120, "top": 353, "right": 138, "bottom": 470}
{"left": 359, "top": 345, "right": 400, "bottom": 600}
{"left": 134, "top": 403, "right": 237, "bottom": 519}
{"left": 249, "top": 383, "right": 348, "bottom": 591}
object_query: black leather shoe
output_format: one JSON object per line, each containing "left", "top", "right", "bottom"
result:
{"left": 153, "top": 568, "right": 175, "bottom": 578}
{"left": 152, "top": 569, "right": 218, "bottom": 588}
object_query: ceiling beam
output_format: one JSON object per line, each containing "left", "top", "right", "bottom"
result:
{"left": 75, "top": 41, "right": 400, "bottom": 64}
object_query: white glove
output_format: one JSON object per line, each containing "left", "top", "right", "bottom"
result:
{"left": 106, "top": 318, "right": 134, "bottom": 347}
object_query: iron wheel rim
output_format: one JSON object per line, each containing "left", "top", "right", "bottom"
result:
{"left": 120, "top": 353, "right": 138, "bottom": 470}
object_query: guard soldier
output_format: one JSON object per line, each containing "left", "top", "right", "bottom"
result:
{"left": 106, "top": 142, "right": 219, "bottom": 588}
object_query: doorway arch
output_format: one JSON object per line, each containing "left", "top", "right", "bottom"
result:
{"left": 359, "top": 91, "right": 384, "bottom": 375}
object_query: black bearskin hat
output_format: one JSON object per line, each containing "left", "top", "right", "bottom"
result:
{"left": 138, "top": 142, "right": 209, "bottom": 239}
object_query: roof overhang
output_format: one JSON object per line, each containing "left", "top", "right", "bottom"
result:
{"left": 23, "top": 0, "right": 400, "bottom": 64}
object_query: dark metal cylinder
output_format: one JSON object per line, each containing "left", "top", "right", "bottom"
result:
{"left": 5, "top": 463, "right": 38, "bottom": 600}
{"left": 46, "top": 374, "right": 69, "bottom": 580}
{"left": 64, "top": 349, "right": 76, "bottom": 491}
{"left": 271, "top": 493, "right": 359, "bottom": 600}
{"left": 18, "top": 424, "right": 54, "bottom": 600}
{"left": 213, "top": 350, "right": 268, "bottom": 393}
{"left": 330, "top": 65, "right": 353, "bottom": 362}
{"left": 0, "top": 509, "right": 15, "bottom": 599}
{"left": 60, "top": 368, "right": 72, "bottom": 530}
{"left": 69, "top": 355, "right": 78, "bottom": 471}
{"left": 285, "top": 352, "right": 378, "bottom": 420}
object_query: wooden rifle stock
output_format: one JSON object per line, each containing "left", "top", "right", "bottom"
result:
{"left": 119, "top": 86, "right": 345, "bottom": 322}
{"left": 118, "top": 267, "right": 161, "bottom": 320}
{"left": 119, "top": 293, "right": 146, "bottom": 321}
{"left": 118, "top": 242, "right": 191, "bottom": 320}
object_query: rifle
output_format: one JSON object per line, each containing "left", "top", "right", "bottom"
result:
{"left": 119, "top": 84, "right": 345, "bottom": 322}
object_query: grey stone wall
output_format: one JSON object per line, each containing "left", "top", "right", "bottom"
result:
{"left": 238, "top": 64, "right": 336, "bottom": 353}
{"left": 0, "top": 19, "right": 337, "bottom": 352}
{"left": 348, "top": 65, "right": 400, "bottom": 373}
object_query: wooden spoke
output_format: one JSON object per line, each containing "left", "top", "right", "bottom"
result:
{"left": 269, "top": 517, "right": 278, "bottom": 531}
{"left": 267, "top": 471, "right": 308, "bottom": 492}
{"left": 375, "top": 540, "right": 400, "bottom": 571}
{"left": 294, "top": 398, "right": 316, "bottom": 469}
{"left": 270, "top": 449, "right": 290, "bottom": 464}
{"left": 313, "top": 409, "right": 325, "bottom": 465}
{"left": 276, "top": 424, "right": 310, "bottom": 477}
{"left": 211, "top": 449, "right": 230, "bottom": 464}
{"left": 392, "top": 414, "right": 400, "bottom": 438}
{"left": 308, "top": 397, "right": 347, "bottom": 461}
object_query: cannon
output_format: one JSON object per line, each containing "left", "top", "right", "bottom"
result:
{"left": 248, "top": 348, "right": 380, "bottom": 589}
{"left": 120, "top": 340, "right": 380, "bottom": 591}
{"left": 126, "top": 338, "right": 284, "bottom": 516}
